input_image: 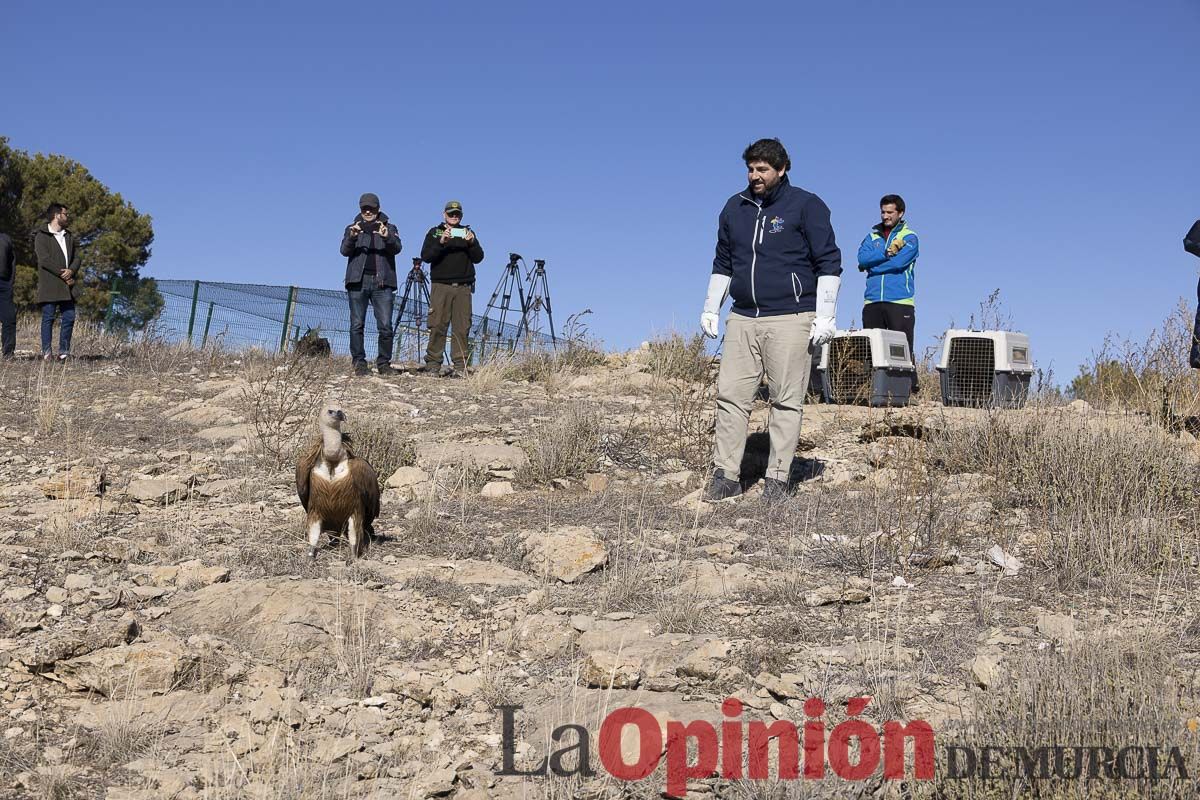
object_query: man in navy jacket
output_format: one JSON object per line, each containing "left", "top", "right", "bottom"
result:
{"left": 701, "top": 138, "right": 842, "bottom": 501}
{"left": 1186, "top": 220, "right": 1200, "bottom": 367}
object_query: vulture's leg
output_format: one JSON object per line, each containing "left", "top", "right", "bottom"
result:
{"left": 307, "top": 519, "right": 322, "bottom": 560}
{"left": 346, "top": 515, "right": 360, "bottom": 564}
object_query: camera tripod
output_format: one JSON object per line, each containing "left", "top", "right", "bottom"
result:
{"left": 521, "top": 258, "right": 557, "bottom": 346}
{"left": 477, "top": 253, "right": 530, "bottom": 360}
{"left": 394, "top": 259, "right": 433, "bottom": 361}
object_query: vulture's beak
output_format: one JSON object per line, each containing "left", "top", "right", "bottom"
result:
{"left": 335, "top": 410, "right": 346, "bottom": 422}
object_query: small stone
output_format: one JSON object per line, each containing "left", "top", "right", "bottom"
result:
{"left": 2, "top": 588, "right": 35, "bottom": 602}
{"left": 46, "top": 605, "right": 64, "bottom": 618}
{"left": 386, "top": 466, "right": 429, "bottom": 489}
{"left": 479, "top": 481, "right": 514, "bottom": 498}
{"left": 63, "top": 574, "right": 94, "bottom": 591}
{"left": 583, "top": 473, "right": 609, "bottom": 492}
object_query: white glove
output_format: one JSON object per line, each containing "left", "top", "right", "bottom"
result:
{"left": 809, "top": 275, "right": 840, "bottom": 346}
{"left": 701, "top": 274, "right": 731, "bottom": 339}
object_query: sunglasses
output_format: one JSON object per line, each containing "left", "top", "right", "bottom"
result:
{"left": 360, "top": 207, "right": 379, "bottom": 214}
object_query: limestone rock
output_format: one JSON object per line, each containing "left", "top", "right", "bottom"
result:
{"left": 480, "top": 480, "right": 514, "bottom": 498}
{"left": 38, "top": 467, "right": 104, "bottom": 500}
{"left": 580, "top": 651, "right": 642, "bottom": 689}
{"left": 522, "top": 526, "right": 607, "bottom": 583}
{"left": 125, "top": 478, "right": 191, "bottom": 505}
{"left": 386, "top": 466, "right": 429, "bottom": 489}
{"left": 48, "top": 635, "right": 196, "bottom": 696}
{"left": 416, "top": 441, "right": 527, "bottom": 471}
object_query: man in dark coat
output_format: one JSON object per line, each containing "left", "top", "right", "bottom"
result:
{"left": 340, "top": 192, "right": 402, "bottom": 376}
{"left": 1185, "top": 220, "right": 1200, "bottom": 368}
{"left": 0, "top": 232, "right": 15, "bottom": 358}
{"left": 419, "top": 200, "right": 484, "bottom": 374}
{"left": 32, "top": 203, "right": 81, "bottom": 361}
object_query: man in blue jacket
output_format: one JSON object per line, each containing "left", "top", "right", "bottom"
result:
{"left": 700, "top": 138, "right": 842, "bottom": 502}
{"left": 857, "top": 195, "right": 919, "bottom": 374}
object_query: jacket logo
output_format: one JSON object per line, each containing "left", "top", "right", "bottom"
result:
{"left": 768, "top": 216, "right": 785, "bottom": 234}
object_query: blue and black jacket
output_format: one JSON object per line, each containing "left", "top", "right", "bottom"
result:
{"left": 858, "top": 221, "right": 918, "bottom": 305}
{"left": 712, "top": 175, "right": 842, "bottom": 317}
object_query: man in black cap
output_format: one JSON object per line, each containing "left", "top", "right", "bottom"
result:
{"left": 0, "top": 232, "right": 15, "bottom": 359}
{"left": 419, "top": 200, "right": 483, "bottom": 374}
{"left": 341, "top": 192, "right": 402, "bottom": 375}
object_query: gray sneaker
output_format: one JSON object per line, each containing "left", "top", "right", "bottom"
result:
{"left": 703, "top": 470, "right": 742, "bottom": 501}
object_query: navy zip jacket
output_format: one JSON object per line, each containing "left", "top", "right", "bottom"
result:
{"left": 712, "top": 175, "right": 842, "bottom": 317}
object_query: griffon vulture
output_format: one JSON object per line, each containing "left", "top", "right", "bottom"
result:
{"left": 295, "top": 405, "right": 380, "bottom": 561}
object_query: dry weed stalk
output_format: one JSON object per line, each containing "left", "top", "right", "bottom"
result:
{"left": 237, "top": 351, "right": 326, "bottom": 468}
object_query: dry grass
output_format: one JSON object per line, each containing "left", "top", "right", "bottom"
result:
{"left": 927, "top": 409, "right": 1200, "bottom": 589}
{"left": 645, "top": 330, "right": 713, "bottom": 384}
{"left": 332, "top": 593, "right": 379, "bottom": 699}
{"left": 347, "top": 417, "right": 416, "bottom": 488}
{"left": 517, "top": 401, "right": 603, "bottom": 485}
{"left": 1070, "top": 299, "right": 1200, "bottom": 424}
{"left": 933, "top": 631, "right": 1200, "bottom": 799}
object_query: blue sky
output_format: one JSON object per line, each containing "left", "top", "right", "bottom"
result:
{"left": 5, "top": 0, "right": 1198, "bottom": 380}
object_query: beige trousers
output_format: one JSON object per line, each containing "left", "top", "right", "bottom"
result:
{"left": 712, "top": 312, "right": 815, "bottom": 482}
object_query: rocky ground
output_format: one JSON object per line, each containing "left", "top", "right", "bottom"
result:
{"left": 1, "top": 341, "right": 1198, "bottom": 799}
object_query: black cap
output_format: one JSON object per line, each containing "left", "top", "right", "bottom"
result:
{"left": 359, "top": 192, "right": 380, "bottom": 209}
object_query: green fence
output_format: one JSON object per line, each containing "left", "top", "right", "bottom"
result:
{"left": 140, "top": 279, "right": 550, "bottom": 363}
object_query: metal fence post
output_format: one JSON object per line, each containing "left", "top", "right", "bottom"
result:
{"left": 280, "top": 286, "right": 297, "bottom": 352}
{"left": 104, "top": 278, "right": 121, "bottom": 331}
{"left": 201, "top": 303, "right": 215, "bottom": 347}
{"left": 185, "top": 280, "right": 200, "bottom": 342}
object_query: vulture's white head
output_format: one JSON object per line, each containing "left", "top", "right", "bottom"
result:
{"left": 318, "top": 405, "right": 346, "bottom": 432}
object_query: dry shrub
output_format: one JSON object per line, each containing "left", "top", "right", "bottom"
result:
{"left": 333, "top": 596, "right": 378, "bottom": 698}
{"left": 1070, "top": 300, "right": 1200, "bottom": 425}
{"left": 346, "top": 417, "right": 416, "bottom": 488}
{"left": 503, "top": 311, "right": 606, "bottom": 386}
{"left": 517, "top": 402, "right": 602, "bottom": 485}
{"left": 238, "top": 351, "right": 327, "bottom": 468}
{"left": 83, "top": 696, "right": 161, "bottom": 768}
{"left": 646, "top": 331, "right": 713, "bottom": 384}
{"left": 463, "top": 350, "right": 514, "bottom": 394}
{"left": 927, "top": 409, "right": 1200, "bottom": 588}
{"left": 649, "top": 380, "right": 716, "bottom": 472}
{"left": 31, "top": 362, "right": 70, "bottom": 435}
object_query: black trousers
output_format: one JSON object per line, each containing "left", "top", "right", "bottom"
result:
{"left": 863, "top": 301, "right": 918, "bottom": 388}
{"left": 1192, "top": 278, "right": 1200, "bottom": 369}
{"left": 0, "top": 287, "right": 15, "bottom": 358}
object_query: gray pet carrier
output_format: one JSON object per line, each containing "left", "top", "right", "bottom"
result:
{"left": 936, "top": 330, "right": 1032, "bottom": 408}
{"left": 819, "top": 329, "right": 915, "bottom": 407}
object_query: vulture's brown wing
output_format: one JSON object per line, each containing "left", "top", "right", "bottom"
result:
{"left": 295, "top": 438, "right": 321, "bottom": 511}
{"left": 351, "top": 452, "right": 381, "bottom": 526}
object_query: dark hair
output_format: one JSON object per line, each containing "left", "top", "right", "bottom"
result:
{"left": 44, "top": 203, "right": 67, "bottom": 222}
{"left": 880, "top": 194, "right": 905, "bottom": 213}
{"left": 742, "top": 138, "right": 790, "bottom": 172}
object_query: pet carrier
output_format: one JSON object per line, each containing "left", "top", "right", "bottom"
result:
{"left": 936, "top": 329, "right": 1032, "bottom": 408}
{"left": 819, "top": 329, "right": 915, "bottom": 407}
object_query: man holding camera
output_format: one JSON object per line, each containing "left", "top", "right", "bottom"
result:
{"left": 419, "top": 200, "right": 483, "bottom": 374}
{"left": 701, "top": 138, "right": 842, "bottom": 502}
{"left": 341, "top": 192, "right": 402, "bottom": 376}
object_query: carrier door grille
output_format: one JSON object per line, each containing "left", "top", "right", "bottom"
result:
{"left": 827, "top": 336, "right": 873, "bottom": 405}
{"left": 947, "top": 337, "right": 995, "bottom": 405}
